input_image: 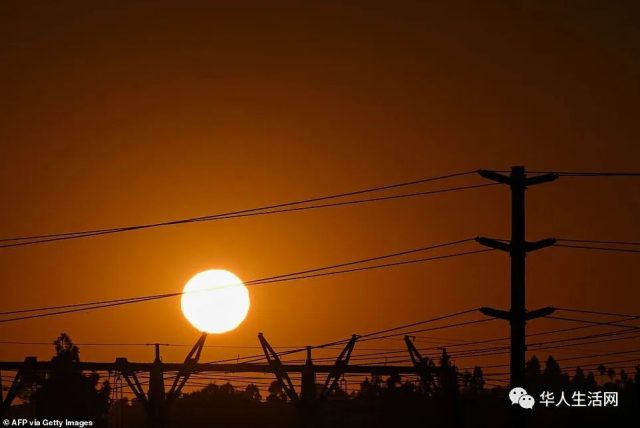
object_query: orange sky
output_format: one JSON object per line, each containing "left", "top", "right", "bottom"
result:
{"left": 0, "top": 1, "right": 639, "bottom": 375}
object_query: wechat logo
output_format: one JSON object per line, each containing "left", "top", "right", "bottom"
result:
{"left": 509, "top": 387, "right": 535, "bottom": 409}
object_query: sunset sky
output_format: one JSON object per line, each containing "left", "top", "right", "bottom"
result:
{"left": 0, "top": 0, "right": 638, "bottom": 372}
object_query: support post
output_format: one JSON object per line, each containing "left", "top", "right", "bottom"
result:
{"left": 319, "top": 335, "right": 358, "bottom": 401}
{"left": 301, "top": 347, "right": 316, "bottom": 404}
{"left": 258, "top": 333, "right": 299, "bottom": 403}
{"left": 148, "top": 344, "right": 167, "bottom": 428}
{"left": 0, "top": 357, "right": 36, "bottom": 417}
{"left": 300, "top": 347, "right": 317, "bottom": 428}
{"left": 477, "top": 166, "right": 558, "bottom": 388}
{"left": 166, "top": 333, "right": 207, "bottom": 405}
{"left": 404, "top": 336, "right": 435, "bottom": 395}
{"left": 115, "top": 357, "right": 149, "bottom": 413}
{"left": 117, "top": 334, "right": 207, "bottom": 428}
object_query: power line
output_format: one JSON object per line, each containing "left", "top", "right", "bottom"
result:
{"left": 0, "top": 295, "right": 169, "bottom": 325}
{"left": 416, "top": 326, "right": 640, "bottom": 359}
{"left": 428, "top": 316, "right": 640, "bottom": 360}
{"left": 357, "top": 308, "right": 480, "bottom": 339}
{"left": 412, "top": 319, "right": 635, "bottom": 349}
{"left": 0, "top": 245, "right": 492, "bottom": 324}
{"left": 3, "top": 306, "right": 623, "bottom": 365}
{"left": 358, "top": 318, "right": 496, "bottom": 343}
{"left": 0, "top": 294, "right": 170, "bottom": 317}
{"left": 204, "top": 308, "right": 485, "bottom": 364}
{"left": 519, "top": 328, "right": 640, "bottom": 350}
{"left": 449, "top": 330, "right": 640, "bottom": 359}
{"left": 546, "top": 315, "right": 640, "bottom": 330}
{"left": 557, "top": 238, "right": 640, "bottom": 247}
{"left": 411, "top": 317, "right": 640, "bottom": 350}
{"left": 0, "top": 340, "right": 401, "bottom": 353}
{"left": 0, "top": 238, "right": 474, "bottom": 316}
{"left": 554, "top": 349, "right": 640, "bottom": 362}
{"left": 449, "top": 331, "right": 640, "bottom": 359}
{"left": 0, "top": 171, "right": 485, "bottom": 248}
{"left": 271, "top": 309, "right": 485, "bottom": 364}
{"left": 460, "top": 357, "right": 640, "bottom": 373}
{"left": 1, "top": 183, "right": 496, "bottom": 250}
{"left": 250, "top": 248, "right": 494, "bottom": 288}
{"left": 250, "top": 242, "right": 483, "bottom": 286}
{"left": 527, "top": 315, "right": 640, "bottom": 337}
{"left": 555, "top": 244, "right": 640, "bottom": 254}
{"left": 555, "top": 308, "right": 640, "bottom": 318}
{"left": 136, "top": 315, "right": 635, "bottom": 365}
{"left": 525, "top": 171, "right": 640, "bottom": 177}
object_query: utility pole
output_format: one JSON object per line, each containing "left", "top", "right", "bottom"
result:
{"left": 117, "top": 334, "right": 207, "bottom": 428}
{"left": 476, "top": 166, "right": 557, "bottom": 388}
{"left": 148, "top": 343, "right": 166, "bottom": 428}
{"left": 258, "top": 333, "right": 358, "bottom": 428}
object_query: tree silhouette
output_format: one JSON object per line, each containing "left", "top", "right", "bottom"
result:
{"left": 92, "top": 350, "right": 640, "bottom": 428}
{"left": 585, "top": 372, "right": 597, "bottom": 390}
{"left": 525, "top": 355, "right": 541, "bottom": 379}
{"left": 462, "top": 366, "right": 485, "bottom": 393}
{"left": 385, "top": 373, "right": 401, "bottom": 391}
{"left": 572, "top": 367, "right": 586, "bottom": 390}
{"left": 597, "top": 364, "right": 606, "bottom": 384}
{"left": 267, "top": 380, "right": 287, "bottom": 402}
{"left": 619, "top": 369, "right": 628, "bottom": 386}
{"left": 359, "top": 375, "right": 383, "bottom": 400}
{"left": 243, "top": 384, "right": 262, "bottom": 402}
{"left": 525, "top": 355, "right": 542, "bottom": 391}
{"left": 542, "top": 355, "right": 567, "bottom": 391}
{"left": 29, "top": 333, "right": 110, "bottom": 425}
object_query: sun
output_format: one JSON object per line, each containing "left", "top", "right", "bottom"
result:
{"left": 181, "top": 269, "right": 250, "bottom": 334}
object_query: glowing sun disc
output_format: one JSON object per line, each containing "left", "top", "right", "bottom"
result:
{"left": 181, "top": 269, "right": 250, "bottom": 334}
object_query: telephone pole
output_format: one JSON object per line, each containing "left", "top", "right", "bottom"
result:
{"left": 476, "top": 166, "right": 557, "bottom": 388}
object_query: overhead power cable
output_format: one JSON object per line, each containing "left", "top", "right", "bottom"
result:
{"left": 0, "top": 238, "right": 474, "bottom": 316}
{"left": 1, "top": 183, "right": 495, "bottom": 250}
{"left": 412, "top": 315, "right": 640, "bottom": 350}
{"left": 0, "top": 171, "right": 485, "bottom": 248}
{"left": 415, "top": 324, "right": 640, "bottom": 357}
{"left": 553, "top": 349, "right": 640, "bottom": 362}
{"left": 546, "top": 316, "right": 640, "bottom": 330}
{"left": 0, "top": 241, "right": 491, "bottom": 323}
{"left": 555, "top": 244, "right": 640, "bottom": 254}
{"left": 205, "top": 307, "right": 484, "bottom": 364}
{"left": 449, "top": 332, "right": 640, "bottom": 359}
{"left": 525, "top": 171, "right": 640, "bottom": 177}
{"left": 555, "top": 308, "right": 640, "bottom": 318}
{"left": 358, "top": 318, "right": 495, "bottom": 343}
{"left": 557, "top": 239, "right": 640, "bottom": 247}
{"left": 460, "top": 355, "right": 640, "bottom": 373}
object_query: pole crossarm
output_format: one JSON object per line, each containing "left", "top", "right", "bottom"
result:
{"left": 475, "top": 237, "right": 511, "bottom": 252}
{"left": 525, "top": 306, "right": 555, "bottom": 320}
{"left": 477, "top": 169, "right": 559, "bottom": 187}
{"left": 479, "top": 306, "right": 556, "bottom": 321}
{"left": 477, "top": 170, "right": 512, "bottom": 185}
{"left": 476, "top": 237, "right": 557, "bottom": 253}
{"left": 479, "top": 307, "right": 511, "bottom": 320}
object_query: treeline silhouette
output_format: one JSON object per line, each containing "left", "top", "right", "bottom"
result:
{"left": 5, "top": 334, "right": 639, "bottom": 428}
